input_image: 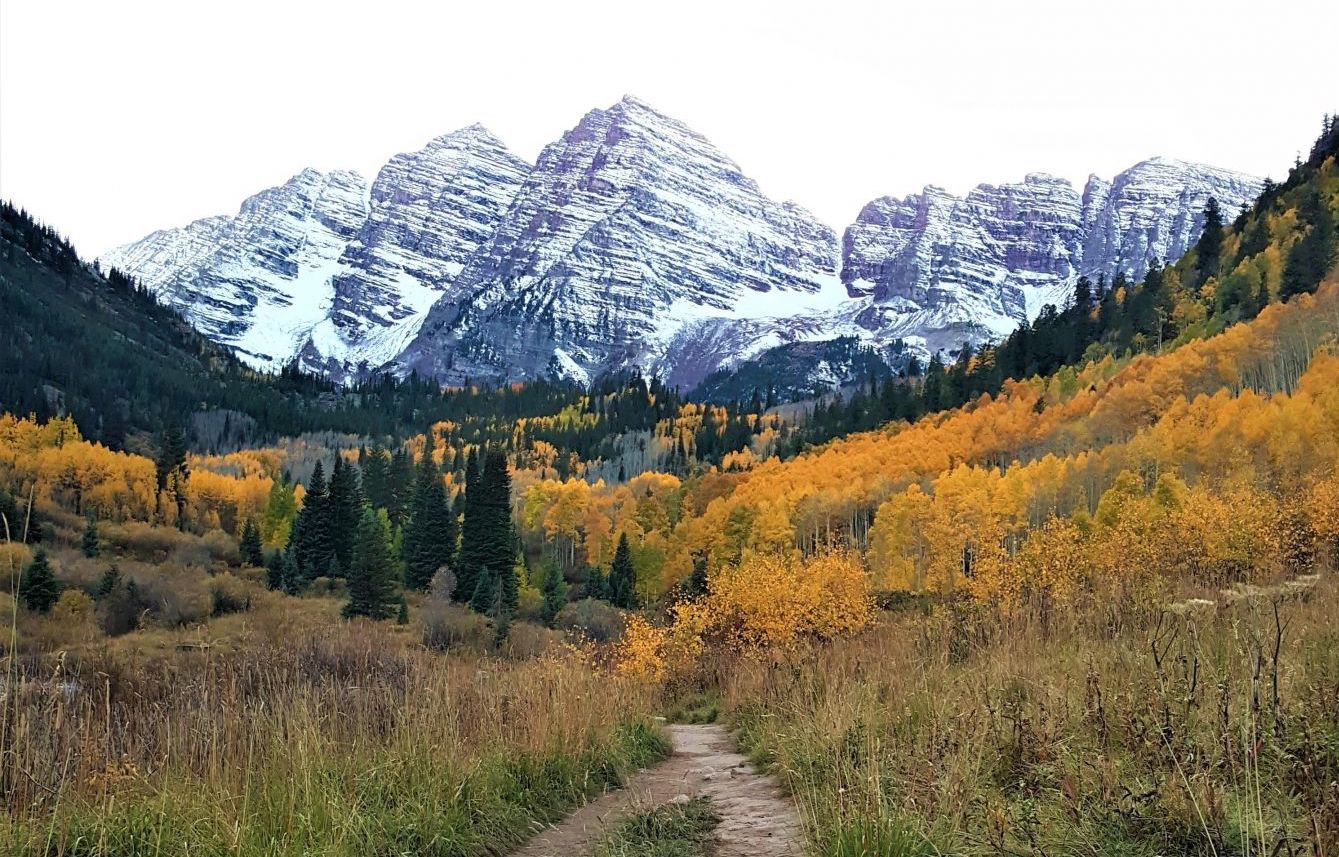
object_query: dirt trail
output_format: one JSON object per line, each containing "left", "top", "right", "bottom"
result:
{"left": 510, "top": 723, "right": 804, "bottom": 857}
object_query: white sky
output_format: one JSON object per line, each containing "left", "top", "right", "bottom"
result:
{"left": 1, "top": 0, "right": 1335, "bottom": 257}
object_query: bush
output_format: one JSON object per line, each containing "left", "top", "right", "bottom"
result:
{"left": 138, "top": 570, "right": 212, "bottom": 626}
{"left": 500, "top": 621, "right": 562, "bottom": 659}
{"left": 554, "top": 598, "right": 625, "bottom": 643}
{"left": 50, "top": 589, "right": 99, "bottom": 644}
{"left": 0, "top": 541, "right": 34, "bottom": 588}
{"left": 209, "top": 572, "right": 256, "bottom": 616}
{"left": 422, "top": 602, "right": 494, "bottom": 654}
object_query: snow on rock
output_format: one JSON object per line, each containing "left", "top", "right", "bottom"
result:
{"left": 104, "top": 97, "right": 1263, "bottom": 390}
{"left": 394, "top": 95, "right": 841, "bottom": 385}
{"left": 840, "top": 159, "right": 1263, "bottom": 360}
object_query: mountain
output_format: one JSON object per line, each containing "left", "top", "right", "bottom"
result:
{"left": 839, "top": 159, "right": 1263, "bottom": 357}
{"left": 393, "top": 95, "right": 843, "bottom": 385}
{"left": 102, "top": 128, "right": 531, "bottom": 374}
{"left": 103, "top": 98, "right": 1262, "bottom": 391}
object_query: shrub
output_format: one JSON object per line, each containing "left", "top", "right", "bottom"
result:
{"left": 422, "top": 602, "right": 494, "bottom": 653}
{"left": 209, "top": 572, "right": 255, "bottom": 616}
{"left": 555, "top": 598, "right": 625, "bottom": 643}
{"left": 0, "top": 541, "right": 34, "bottom": 588}
{"left": 500, "top": 621, "right": 562, "bottom": 659}
{"left": 138, "top": 570, "right": 212, "bottom": 626}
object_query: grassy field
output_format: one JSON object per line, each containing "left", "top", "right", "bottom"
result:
{"left": 0, "top": 591, "right": 666, "bottom": 857}
{"left": 721, "top": 575, "right": 1339, "bottom": 856}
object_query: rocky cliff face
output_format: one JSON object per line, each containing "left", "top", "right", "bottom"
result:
{"left": 840, "top": 158, "right": 1263, "bottom": 355}
{"left": 104, "top": 99, "right": 1263, "bottom": 389}
{"left": 103, "top": 131, "right": 530, "bottom": 374}
{"left": 102, "top": 168, "right": 370, "bottom": 367}
{"left": 394, "top": 96, "right": 843, "bottom": 384}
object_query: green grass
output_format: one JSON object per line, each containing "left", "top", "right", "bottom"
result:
{"left": 665, "top": 692, "right": 720, "bottom": 724}
{"left": 586, "top": 797, "right": 721, "bottom": 857}
{"left": 1, "top": 720, "right": 671, "bottom": 857}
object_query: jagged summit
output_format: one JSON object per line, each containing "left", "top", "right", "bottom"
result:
{"left": 102, "top": 97, "right": 1263, "bottom": 388}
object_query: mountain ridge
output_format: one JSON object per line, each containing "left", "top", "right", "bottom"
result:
{"left": 101, "top": 97, "right": 1263, "bottom": 390}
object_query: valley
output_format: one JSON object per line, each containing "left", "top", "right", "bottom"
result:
{"left": 1, "top": 41, "right": 1336, "bottom": 857}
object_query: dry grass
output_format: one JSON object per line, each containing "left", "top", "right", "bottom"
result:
{"left": 721, "top": 575, "right": 1339, "bottom": 856}
{"left": 0, "top": 592, "right": 665, "bottom": 856}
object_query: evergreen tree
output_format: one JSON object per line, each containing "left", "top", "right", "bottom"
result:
{"left": 343, "top": 509, "right": 399, "bottom": 620}
{"left": 396, "top": 596, "right": 409, "bottom": 626}
{"left": 458, "top": 447, "right": 512, "bottom": 609}
{"left": 402, "top": 432, "right": 457, "bottom": 590}
{"left": 81, "top": 515, "right": 100, "bottom": 557}
{"left": 97, "top": 563, "right": 122, "bottom": 599}
{"left": 265, "top": 550, "right": 286, "bottom": 591}
{"left": 385, "top": 447, "right": 414, "bottom": 526}
{"left": 239, "top": 518, "right": 264, "bottom": 567}
{"left": 326, "top": 455, "right": 364, "bottom": 572}
{"left": 20, "top": 548, "right": 60, "bottom": 613}
{"left": 539, "top": 559, "right": 568, "bottom": 625}
{"left": 155, "top": 424, "right": 190, "bottom": 529}
{"left": 291, "top": 461, "right": 332, "bottom": 580}
{"left": 1281, "top": 190, "right": 1336, "bottom": 299}
{"left": 608, "top": 533, "right": 637, "bottom": 609}
{"left": 1196, "top": 197, "right": 1224, "bottom": 282}
{"left": 682, "top": 552, "right": 709, "bottom": 600}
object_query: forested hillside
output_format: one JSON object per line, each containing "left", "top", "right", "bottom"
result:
{"left": 2, "top": 117, "right": 1337, "bottom": 857}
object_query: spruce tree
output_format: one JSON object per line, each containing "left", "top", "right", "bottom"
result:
{"left": 1281, "top": 190, "right": 1336, "bottom": 299}
{"left": 155, "top": 424, "right": 190, "bottom": 529}
{"left": 265, "top": 549, "right": 286, "bottom": 591}
{"left": 403, "top": 433, "right": 457, "bottom": 590}
{"left": 458, "top": 447, "right": 510, "bottom": 606}
{"left": 396, "top": 596, "right": 409, "bottom": 626}
{"left": 539, "top": 560, "right": 568, "bottom": 625}
{"left": 1196, "top": 197, "right": 1224, "bottom": 282}
{"left": 343, "top": 508, "right": 399, "bottom": 620}
{"left": 327, "top": 455, "right": 363, "bottom": 572}
{"left": 608, "top": 533, "right": 637, "bottom": 609}
{"left": 97, "top": 563, "right": 122, "bottom": 599}
{"left": 81, "top": 515, "right": 100, "bottom": 557}
{"left": 240, "top": 518, "right": 264, "bottom": 567}
{"left": 21, "top": 548, "right": 60, "bottom": 613}
{"left": 292, "top": 461, "right": 333, "bottom": 580}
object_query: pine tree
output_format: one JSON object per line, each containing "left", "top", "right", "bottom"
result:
{"left": 155, "top": 424, "right": 190, "bottom": 529}
{"left": 21, "top": 548, "right": 60, "bottom": 613}
{"left": 608, "top": 533, "right": 637, "bottom": 609}
{"left": 81, "top": 515, "right": 100, "bottom": 557}
{"left": 240, "top": 518, "right": 264, "bottom": 567}
{"left": 403, "top": 432, "right": 457, "bottom": 590}
{"left": 265, "top": 550, "right": 284, "bottom": 591}
{"left": 97, "top": 563, "right": 122, "bottom": 599}
{"left": 682, "top": 552, "right": 709, "bottom": 600}
{"left": 343, "top": 508, "right": 399, "bottom": 620}
{"left": 458, "top": 447, "right": 512, "bottom": 609}
{"left": 327, "top": 455, "right": 363, "bottom": 572}
{"left": 292, "top": 461, "right": 333, "bottom": 580}
{"left": 396, "top": 596, "right": 409, "bottom": 626}
{"left": 539, "top": 560, "right": 568, "bottom": 625}
{"left": 1281, "top": 190, "right": 1336, "bottom": 299}
{"left": 1196, "top": 197, "right": 1224, "bottom": 282}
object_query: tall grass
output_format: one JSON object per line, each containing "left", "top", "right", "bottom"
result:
{"left": 0, "top": 600, "right": 665, "bottom": 856}
{"left": 722, "top": 576, "right": 1339, "bottom": 856}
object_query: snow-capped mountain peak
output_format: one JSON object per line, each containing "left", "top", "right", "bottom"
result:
{"left": 103, "top": 99, "right": 1263, "bottom": 390}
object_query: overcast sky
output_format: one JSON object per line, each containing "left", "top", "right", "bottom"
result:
{"left": 1, "top": 0, "right": 1335, "bottom": 257}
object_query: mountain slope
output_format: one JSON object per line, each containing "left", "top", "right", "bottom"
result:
{"left": 103, "top": 98, "right": 1263, "bottom": 389}
{"left": 101, "top": 129, "right": 531, "bottom": 375}
{"left": 394, "top": 95, "right": 844, "bottom": 385}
